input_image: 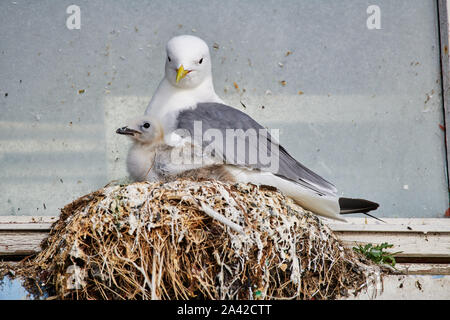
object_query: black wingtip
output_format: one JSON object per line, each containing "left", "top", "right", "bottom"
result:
{"left": 339, "top": 197, "right": 379, "bottom": 213}
{"left": 338, "top": 197, "right": 384, "bottom": 222}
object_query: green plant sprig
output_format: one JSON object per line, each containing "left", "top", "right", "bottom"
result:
{"left": 353, "top": 242, "right": 402, "bottom": 267}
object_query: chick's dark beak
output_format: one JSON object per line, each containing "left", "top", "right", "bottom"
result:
{"left": 116, "top": 126, "right": 141, "bottom": 136}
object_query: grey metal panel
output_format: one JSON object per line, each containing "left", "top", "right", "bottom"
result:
{"left": 0, "top": 0, "right": 447, "bottom": 217}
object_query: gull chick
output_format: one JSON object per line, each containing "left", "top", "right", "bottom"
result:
{"left": 116, "top": 116, "right": 233, "bottom": 183}
{"left": 116, "top": 117, "right": 165, "bottom": 182}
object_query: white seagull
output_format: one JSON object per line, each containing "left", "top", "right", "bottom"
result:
{"left": 145, "top": 35, "right": 224, "bottom": 141}
{"left": 137, "top": 35, "right": 379, "bottom": 221}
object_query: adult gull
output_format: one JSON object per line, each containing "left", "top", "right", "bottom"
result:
{"left": 138, "top": 35, "right": 379, "bottom": 221}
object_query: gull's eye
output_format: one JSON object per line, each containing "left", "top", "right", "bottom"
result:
{"left": 168, "top": 56, "right": 171, "bottom": 62}
{"left": 143, "top": 122, "right": 151, "bottom": 129}
{"left": 198, "top": 58, "right": 203, "bottom": 64}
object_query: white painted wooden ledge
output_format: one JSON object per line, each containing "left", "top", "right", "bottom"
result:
{"left": 327, "top": 218, "right": 450, "bottom": 260}
{"left": 1, "top": 216, "right": 449, "bottom": 262}
{"left": 1, "top": 216, "right": 450, "bottom": 299}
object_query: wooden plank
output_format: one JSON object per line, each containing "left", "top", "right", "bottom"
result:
{"left": 0, "top": 217, "right": 55, "bottom": 256}
{"left": 0, "top": 216, "right": 57, "bottom": 223}
{"left": 0, "top": 216, "right": 449, "bottom": 260}
{"left": 328, "top": 218, "right": 450, "bottom": 233}
{"left": 327, "top": 218, "right": 450, "bottom": 259}
{"left": 0, "top": 224, "right": 54, "bottom": 231}
{"left": 2, "top": 231, "right": 447, "bottom": 260}
{"left": 2, "top": 216, "right": 448, "bottom": 232}
{"left": 344, "top": 275, "right": 450, "bottom": 300}
{"left": 4, "top": 231, "right": 447, "bottom": 259}
{"left": 0, "top": 216, "right": 56, "bottom": 231}
{"left": 336, "top": 231, "right": 450, "bottom": 258}
{"left": 395, "top": 263, "right": 450, "bottom": 275}
{"left": 0, "top": 216, "right": 56, "bottom": 224}
{"left": 0, "top": 232, "right": 48, "bottom": 256}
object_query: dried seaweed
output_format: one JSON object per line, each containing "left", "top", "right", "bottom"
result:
{"left": 12, "top": 179, "right": 382, "bottom": 300}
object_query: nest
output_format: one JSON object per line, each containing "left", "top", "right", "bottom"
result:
{"left": 12, "top": 179, "right": 381, "bottom": 300}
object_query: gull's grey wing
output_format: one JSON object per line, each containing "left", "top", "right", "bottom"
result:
{"left": 175, "top": 102, "right": 337, "bottom": 195}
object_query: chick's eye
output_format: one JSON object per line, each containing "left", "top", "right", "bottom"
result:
{"left": 168, "top": 56, "right": 171, "bottom": 62}
{"left": 198, "top": 58, "right": 203, "bottom": 64}
{"left": 143, "top": 122, "right": 150, "bottom": 129}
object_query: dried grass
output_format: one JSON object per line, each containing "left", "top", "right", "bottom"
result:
{"left": 13, "top": 179, "right": 381, "bottom": 300}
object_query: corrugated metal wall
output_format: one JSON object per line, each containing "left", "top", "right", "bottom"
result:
{"left": 0, "top": 0, "right": 447, "bottom": 217}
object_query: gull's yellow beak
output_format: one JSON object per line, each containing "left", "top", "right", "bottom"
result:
{"left": 176, "top": 65, "right": 190, "bottom": 83}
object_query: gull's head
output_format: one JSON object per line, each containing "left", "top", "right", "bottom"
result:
{"left": 116, "top": 116, "right": 163, "bottom": 144}
{"left": 165, "top": 35, "right": 212, "bottom": 89}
